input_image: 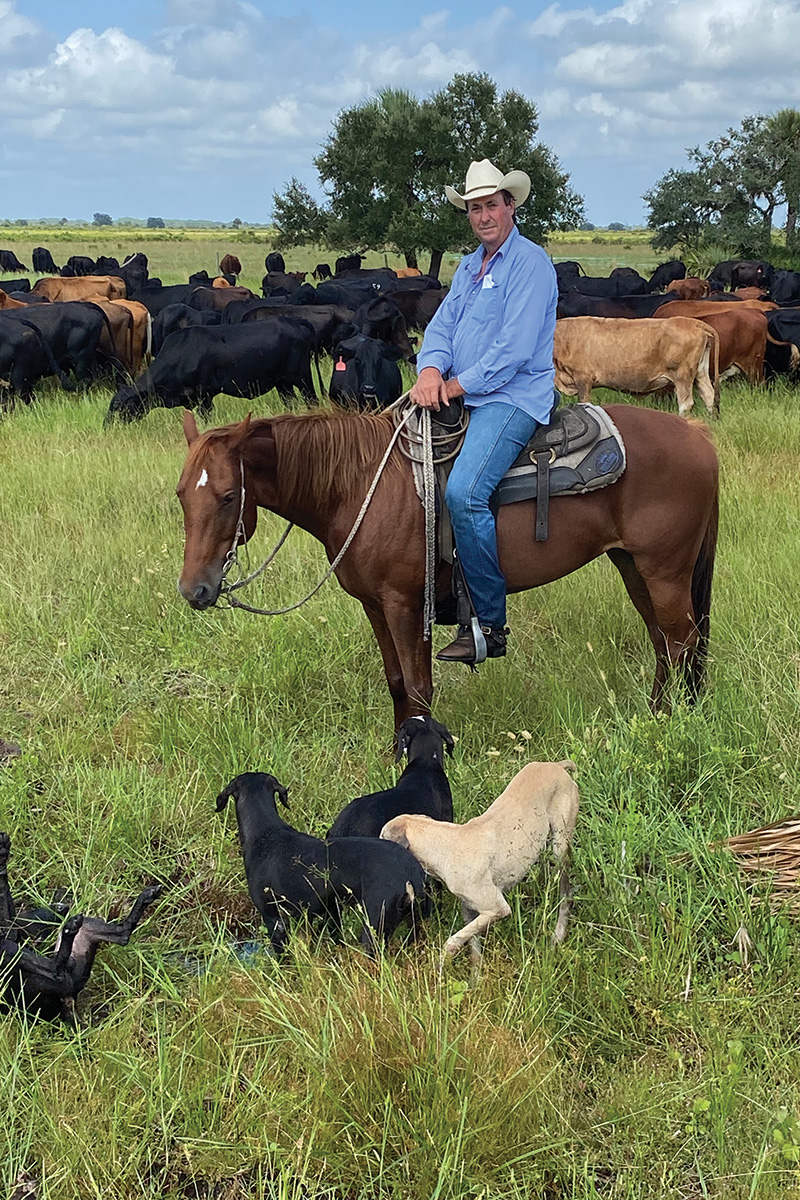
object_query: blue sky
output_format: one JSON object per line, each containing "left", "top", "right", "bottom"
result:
{"left": 1, "top": 0, "right": 797, "bottom": 226}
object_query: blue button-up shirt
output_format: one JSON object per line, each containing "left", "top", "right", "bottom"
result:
{"left": 416, "top": 225, "right": 558, "bottom": 423}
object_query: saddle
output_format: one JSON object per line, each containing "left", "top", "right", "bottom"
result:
{"left": 413, "top": 397, "right": 626, "bottom": 548}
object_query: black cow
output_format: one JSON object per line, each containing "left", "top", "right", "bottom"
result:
{"left": 262, "top": 270, "right": 301, "bottom": 297}
{"left": 565, "top": 276, "right": 634, "bottom": 299}
{"left": 313, "top": 280, "right": 384, "bottom": 309}
{"left": 131, "top": 284, "right": 205, "bottom": 318}
{"left": 383, "top": 288, "right": 446, "bottom": 330}
{"left": 730, "top": 260, "right": 774, "bottom": 291}
{"left": 265, "top": 252, "right": 286, "bottom": 273}
{"left": 0, "top": 278, "right": 30, "bottom": 293}
{"left": 60, "top": 256, "right": 96, "bottom": 277}
{"left": 0, "top": 250, "right": 27, "bottom": 273}
{"left": 95, "top": 255, "right": 120, "bottom": 275}
{"left": 106, "top": 319, "right": 318, "bottom": 422}
{"left": 313, "top": 263, "right": 333, "bottom": 280}
{"left": 708, "top": 260, "right": 738, "bottom": 290}
{"left": 235, "top": 302, "right": 354, "bottom": 355}
{"left": 648, "top": 260, "right": 686, "bottom": 291}
{"left": 32, "top": 248, "right": 59, "bottom": 275}
{"left": 335, "top": 254, "right": 364, "bottom": 274}
{"left": 765, "top": 309, "right": 800, "bottom": 379}
{"left": 113, "top": 253, "right": 148, "bottom": 294}
{"left": 608, "top": 267, "right": 649, "bottom": 294}
{"left": 554, "top": 261, "right": 583, "bottom": 285}
{"left": 0, "top": 314, "right": 73, "bottom": 403}
{"left": 329, "top": 329, "right": 403, "bottom": 410}
{"left": 771, "top": 270, "right": 800, "bottom": 306}
{"left": 2, "top": 303, "right": 109, "bottom": 384}
{"left": 152, "top": 304, "right": 222, "bottom": 356}
{"left": 557, "top": 289, "right": 674, "bottom": 319}
{"left": 336, "top": 267, "right": 397, "bottom": 285}
{"left": 353, "top": 296, "right": 416, "bottom": 361}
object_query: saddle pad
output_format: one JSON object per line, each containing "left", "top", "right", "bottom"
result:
{"left": 494, "top": 404, "right": 626, "bottom": 507}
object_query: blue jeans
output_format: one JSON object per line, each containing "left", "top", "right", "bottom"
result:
{"left": 445, "top": 402, "right": 540, "bottom": 628}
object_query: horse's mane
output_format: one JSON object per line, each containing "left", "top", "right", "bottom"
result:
{"left": 184, "top": 409, "right": 401, "bottom": 509}
{"left": 268, "top": 409, "right": 398, "bottom": 509}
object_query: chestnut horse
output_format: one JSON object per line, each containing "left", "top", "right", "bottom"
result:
{"left": 177, "top": 405, "right": 718, "bottom": 728}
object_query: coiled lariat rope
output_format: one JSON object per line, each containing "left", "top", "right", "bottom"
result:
{"left": 218, "top": 394, "right": 468, "bottom": 632}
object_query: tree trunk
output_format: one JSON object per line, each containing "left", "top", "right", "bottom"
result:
{"left": 404, "top": 250, "right": 418, "bottom": 269}
{"left": 428, "top": 249, "right": 444, "bottom": 280}
{"left": 787, "top": 202, "right": 798, "bottom": 251}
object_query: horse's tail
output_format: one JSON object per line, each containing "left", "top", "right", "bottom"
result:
{"left": 687, "top": 483, "right": 718, "bottom": 699}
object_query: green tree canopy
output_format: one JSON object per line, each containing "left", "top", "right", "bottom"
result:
{"left": 92, "top": 212, "right": 112, "bottom": 227}
{"left": 644, "top": 110, "right": 800, "bottom": 256}
{"left": 146, "top": 216, "right": 165, "bottom": 229}
{"left": 272, "top": 72, "right": 583, "bottom": 274}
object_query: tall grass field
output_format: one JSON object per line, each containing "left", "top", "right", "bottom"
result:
{"left": 1, "top": 236, "right": 800, "bottom": 1198}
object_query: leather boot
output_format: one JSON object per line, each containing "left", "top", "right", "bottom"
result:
{"left": 436, "top": 623, "right": 509, "bottom": 665}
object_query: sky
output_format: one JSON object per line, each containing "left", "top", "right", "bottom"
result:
{"left": 1, "top": 0, "right": 797, "bottom": 227}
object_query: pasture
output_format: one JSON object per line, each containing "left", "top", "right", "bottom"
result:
{"left": 1, "top": 238, "right": 800, "bottom": 1199}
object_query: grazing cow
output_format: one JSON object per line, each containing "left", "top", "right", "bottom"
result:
{"left": 652, "top": 299, "right": 777, "bottom": 321}
{"left": 648, "top": 260, "right": 686, "bottom": 291}
{"left": 106, "top": 319, "right": 318, "bottom": 421}
{"left": 666, "top": 277, "right": 710, "bottom": 301}
{"left": 60, "top": 255, "right": 96, "bottom": 277}
{"left": 609, "top": 267, "right": 649, "bottom": 294}
{"left": 655, "top": 304, "right": 767, "bottom": 384}
{"left": 0, "top": 303, "right": 109, "bottom": 400}
{"left": 395, "top": 267, "right": 421, "bottom": 278}
{"left": 95, "top": 256, "right": 120, "bottom": 275}
{"left": 0, "top": 249, "right": 27, "bottom": 272}
{"left": 152, "top": 303, "right": 221, "bottom": 355}
{"left": 708, "top": 260, "right": 738, "bottom": 290}
{"left": 86, "top": 299, "right": 151, "bottom": 376}
{"left": 131, "top": 284, "right": 205, "bottom": 318}
{"left": 557, "top": 289, "right": 673, "bottom": 319}
{"left": 265, "top": 252, "right": 286, "bottom": 273}
{"left": 219, "top": 254, "right": 242, "bottom": 277}
{"left": 329, "top": 329, "right": 403, "bottom": 409}
{"left": 554, "top": 316, "right": 719, "bottom": 416}
{"left": 114, "top": 253, "right": 149, "bottom": 295}
{"left": 32, "top": 248, "right": 59, "bottom": 275}
{"left": 353, "top": 296, "right": 416, "bottom": 361}
{"left": 0, "top": 278, "right": 30, "bottom": 293}
{"left": 313, "top": 263, "right": 333, "bottom": 280}
{"left": 32, "top": 276, "right": 126, "bottom": 302}
{"left": 336, "top": 267, "right": 396, "bottom": 285}
{"left": 566, "top": 275, "right": 644, "bottom": 299}
{"left": 0, "top": 315, "right": 74, "bottom": 403}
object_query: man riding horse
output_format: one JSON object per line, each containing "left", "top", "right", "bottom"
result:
{"left": 409, "top": 158, "right": 558, "bottom": 667}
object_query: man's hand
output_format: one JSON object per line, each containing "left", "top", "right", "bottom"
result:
{"left": 409, "top": 368, "right": 464, "bottom": 411}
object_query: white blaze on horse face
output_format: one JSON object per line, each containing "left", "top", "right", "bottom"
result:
{"left": 195, "top": 468, "right": 209, "bottom": 490}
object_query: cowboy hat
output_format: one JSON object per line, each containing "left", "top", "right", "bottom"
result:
{"left": 445, "top": 159, "right": 531, "bottom": 210}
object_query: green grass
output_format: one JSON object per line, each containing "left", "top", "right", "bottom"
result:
{"left": 2, "top": 346, "right": 800, "bottom": 1195}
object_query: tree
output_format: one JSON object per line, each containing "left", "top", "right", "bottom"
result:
{"left": 146, "top": 216, "right": 165, "bottom": 229}
{"left": 231, "top": 217, "right": 242, "bottom": 229}
{"left": 645, "top": 110, "right": 800, "bottom": 256}
{"left": 92, "top": 212, "right": 112, "bottom": 227}
{"left": 272, "top": 72, "right": 583, "bottom": 274}
{"left": 608, "top": 222, "right": 625, "bottom": 231}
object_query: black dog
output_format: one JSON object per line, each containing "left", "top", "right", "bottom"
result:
{"left": 217, "top": 772, "right": 428, "bottom": 954}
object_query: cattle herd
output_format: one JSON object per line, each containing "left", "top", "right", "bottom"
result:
{"left": 0, "top": 247, "right": 799, "bottom": 421}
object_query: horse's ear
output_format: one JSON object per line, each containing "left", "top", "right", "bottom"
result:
{"left": 183, "top": 409, "right": 199, "bottom": 446}
{"left": 230, "top": 412, "right": 252, "bottom": 452}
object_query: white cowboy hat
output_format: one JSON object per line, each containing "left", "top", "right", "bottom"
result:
{"left": 445, "top": 158, "right": 531, "bottom": 210}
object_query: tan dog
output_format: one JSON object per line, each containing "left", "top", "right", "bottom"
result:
{"left": 381, "top": 760, "right": 579, "bottom": 964}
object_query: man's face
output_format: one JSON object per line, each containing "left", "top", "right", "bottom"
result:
{"left": 466, "top": 191, "right": 515, "bottom": 256}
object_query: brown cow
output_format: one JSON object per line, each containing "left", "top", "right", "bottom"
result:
{"left": 0, "top": 288, "right": 26, "bottom": 309}
{"left": 189, "top": 286, "right": 257, "bottom": 311}
{"left": 219, "top": 254, "right": 242, "bottom": 276}
{"left": 654, "top": 304, "right": 767, "bottom": 385}
{"left": 666, "top": 276, "right": 710, "bottom": 300}
{"left": 211, "top": 277, "right": 231, "bottom": 288}
{"left": 32, "top": 275, "right": 126, "bottom": 302}
{"left": 554, "top": 316, "right": 719, "bottom": 416}
{"left": 395, "top": 267, "right": 422, "bottom": 278}
{"left": 110, "top": 300, "right": 151, "bottom": 375}
{"left": 733, "top": 287, "right": 768, "bottom": 301}
{"left": 655, "top": 299, "right": 777, "bottom": 319}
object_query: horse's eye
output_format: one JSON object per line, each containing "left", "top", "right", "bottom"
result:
{"left": 222, "top": 492, "right": 237, "bottom": 506}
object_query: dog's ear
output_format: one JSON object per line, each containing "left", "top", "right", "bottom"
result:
{"left": 438, "top": 722, "right": 456, "bottom": 757}
{"left": 216, "top": 782, "right": 236, "bottom": 812}
{"left": 274, "top": 782, "right": 290, "bottom": 809}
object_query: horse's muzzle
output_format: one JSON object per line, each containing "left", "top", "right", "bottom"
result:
{"left": 177, "top": 576, "right": 221, "bottom": 610}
